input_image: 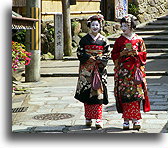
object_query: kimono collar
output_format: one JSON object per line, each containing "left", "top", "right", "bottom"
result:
{"left": 89, "top": 33, "right": 100, "bottom": 41}
{"left": 123, "top": 33, "right": 136, "bottom": 40}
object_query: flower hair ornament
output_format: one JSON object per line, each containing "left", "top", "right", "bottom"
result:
{"left": 121, "top": 14, "right": 137, "bottom": 29}
{"left": 87, "top": 14, "right": 104, "bottom": 28}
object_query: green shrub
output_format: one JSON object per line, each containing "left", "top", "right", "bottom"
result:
{"left": 12, "top": 30, "right": 26, "bottom": 44}
{"left": 128, "top": 3, "right": 139, "bottom": 17}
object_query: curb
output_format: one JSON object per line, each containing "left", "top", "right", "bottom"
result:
{"left": 63, "top": 55, "right": 168, "bottom": 60}
{"left": 22, "top": 71, "right": 168, "bottom": 77}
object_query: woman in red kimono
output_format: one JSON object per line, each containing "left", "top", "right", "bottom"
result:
{"left": 111, "top": 15, "right": 150, "bottom": 130}
{"left": 75, "top": 15, "right": 110, "bottom": 129}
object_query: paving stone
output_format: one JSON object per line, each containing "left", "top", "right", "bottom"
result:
{"left": 45, "top": 101, "right": 60, "bottom": 105}
{"left": 157, "top": 114, "right": 168, "bottom": 119}
{"left": 79, "top": 115, "right": 85, "bottom": 119}
{"left": 151, "top": 106, "right": 168, "bottom": 111}
{"left": 43, "top": 104, "right": 68, "bottom": 109}
{"left": 62, "top": 96, "right": 78, "bottom": 100}
{"left": 30, "top": 97, "right": 59, "bottom": 102}
{"left": 28, "top": 101, "right": 45, "bottom": 106}
{"left": 148, "top": 91, "right": 156, "bottom": 95}
{"left": 12, "top": 125, "right": 33, "bottom": 133}
{"left": 29, "top": 98, "right": 53, "bottom": 103}
{"left": 150, "top": 99, "right": 167, "bottom": 102}
{"left": 141, "top": 114, "right": 157, "bottom": 119}
{"left": 12, "top": 102, "right": 23, "bottom": 108}
{"left": 56, "top": 99, "right": 77, "bottom": 104}
{"left": 148, "top": 83, "right": 162, "bottom": 86}
{"left": 68, "top": 103, "right": 84, "bottom": 107}
{"left": 153, "top": 102, "right": 168, "bottom": 105}
{"left": 108, "top": 119, "right": 123, "bottom": 125}
{"left": 35, "top": 108, "right": 52, "bottom": 113}
{"left": 47, "top": 119, "right": 73, "bottom": 126}
{"left": 104, "top": 114, "right": 122, "bottom": 120}
{"left": 157, "top": 91, "right": 168, "bottom": 95}
{"left": 146, "top": 111, "right": 168, "bottom": 114}
{"left": 29, "top": 94, "right": 50, "bottom": 98}
{"left": 33, "top": 126, "right": 66, "bottom": 132}
{"left": 144, "top": 119, "right": 167, "bottom": 124}
{"left": 73, "top": 119, "right": 85, "bottom": 125}
{"left": 20, "top": 120, "right": 48, "bottom": 126}
{"left": 149, "top": 86, "right": 167, "bottom": 92}
{"left": 68, "top": 125, "right": 92, "bottom": 132}
{"left": 142, "top": 128, "right": 162, "bottom": 133}
{"left": 55, "top": 107, "right": 83, "bottom": 113}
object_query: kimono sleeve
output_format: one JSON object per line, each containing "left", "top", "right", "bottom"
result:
{"left": 138, "top": 39, "right": 147, "bottom": 66}
{"left": 76, "top": 38, "right": 91, "bottom": 64}
{"left": 111, "top": 38, "right": 121, "bottom": 62}
{"left": 103, "top": 38, "right": 111, "bottom": 54}
{"left": 98, "top": 38, "right": 111, "bottom": 67}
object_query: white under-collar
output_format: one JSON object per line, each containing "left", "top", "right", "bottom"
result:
{"left": 123, "top": 33, "right": 136, "bottom": 40}
{"left": 89, "top": 33, "right": 100, "bottom": 41}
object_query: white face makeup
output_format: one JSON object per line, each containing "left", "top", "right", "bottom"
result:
{"left": 121, "top": 22, "right": 131, "bottom": 35}
{"left": 90, "top": 20, "right": 100, "bottom": 34}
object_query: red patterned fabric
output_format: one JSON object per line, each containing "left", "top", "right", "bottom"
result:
{"left": 84, "top": 45, "right": 104, "bottom": 56}
{"left": 84, "top": 103, "right": 103, "bottom": 119}
{"left": 122, "top": 101, "right": 142, "bottom": 120}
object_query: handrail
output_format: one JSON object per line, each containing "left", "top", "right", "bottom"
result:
{"left": 12, "top": 16, "right": 39, "bottom": 22}
{"left": 41, "top": 11, "right": 101, "bottom": 15}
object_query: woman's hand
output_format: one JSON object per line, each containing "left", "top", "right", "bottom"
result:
{"left": 120, "top": 50, "right": 138, "bottom": 56}
{"left": 90, "top": 56, "right": 96, "bottom": 61}
{"left": 127, "top": 50, "right": 138, "bottom": 56}
{"left": 114, "top": 59, "right": 119, "bottom": 68}
{"left": 120, "top": 50, "right": 129, "bottom": 56}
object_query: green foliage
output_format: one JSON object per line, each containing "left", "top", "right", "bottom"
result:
{"left": 78, "top": 32, "right": 87, "bottom": 38}
{"left": 128, "top": 3, "right": 139, "bottom": 16}
{"left": 72, "top": 21, "right": 80, "bottom": 28}
{"left": 12, "top": 30, "right": 26, "bottom": 44}
{"left": 47, "top": 27, "right": 54, "bottom": 42}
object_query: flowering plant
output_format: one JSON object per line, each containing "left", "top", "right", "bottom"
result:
{"left": 12, "top": 41, "right": 31, "bottom": 71}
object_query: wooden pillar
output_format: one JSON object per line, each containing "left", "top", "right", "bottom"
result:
{"left": 62, "top": 0, "right": 72, "bottom": 56}
{"left": 25, "top": 0, "right": 41, "bottom": 82}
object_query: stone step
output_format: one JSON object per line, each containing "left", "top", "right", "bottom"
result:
{"left": 109, "top": 41, "right": 168, "bottom": 48}
{"left": 141, "top": 35, "right": 168, "bottom": 41}
{"left": 147, "top": 53, "right": 168, "bottom": 59}
{"left": 146, "top": 48, "right": 168, "bottom": 53}
{"left": 157, "top": 15, "right": 168, "bottom": 20}
{"left": 108, "top": 35, "right": 168, "bottom": 41}
{"left": 136, "top": 25, "right": 168, "bottom": 31}
{"left": 63, "top": 53, "right": 168, "bottom": 60}
{"left": 135, "top": 30, "right": 168, "bottom": 35}
{"left": 22, "top": 58, "right": 167, "bottom": 77}
{"left": 148, "top": 20, "right": 168, "bottom": 25}
{"left": 28, "top": 71, "right": 167, "bottom": 77}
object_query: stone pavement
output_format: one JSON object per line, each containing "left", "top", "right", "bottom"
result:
{"left": 12, "top": 60, "right": 168, "bottom": 133}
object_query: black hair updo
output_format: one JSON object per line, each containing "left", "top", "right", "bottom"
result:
{"left": 120, "top": 15, "right": 137, "bottom": 29}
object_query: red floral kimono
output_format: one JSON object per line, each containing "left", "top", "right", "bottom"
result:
{"left": 111, "top": 33, "right": 149, "bottom": 120}
{"left": 75, "top": 33, "right": 110, "bottom": 119}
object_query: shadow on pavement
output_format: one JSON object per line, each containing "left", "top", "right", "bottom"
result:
{"left": 12, "top": 125, "right": 123, "bottom": 133}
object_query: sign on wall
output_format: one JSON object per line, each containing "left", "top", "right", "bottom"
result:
{"left": 115, "top": 0, "right": 128, "bottom": 20}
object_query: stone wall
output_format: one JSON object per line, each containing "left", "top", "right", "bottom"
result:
{"left": 136, "top": 0, "right": 168, "bottom": 23}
